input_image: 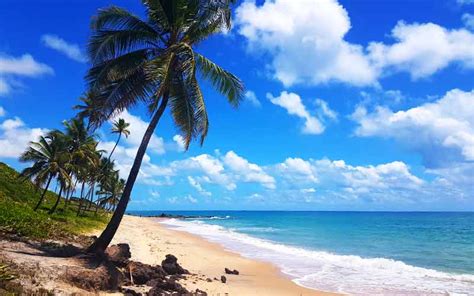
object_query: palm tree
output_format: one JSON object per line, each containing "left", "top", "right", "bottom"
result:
{"left": 19, "top": 132, "right": 71, "bottom": 211}
{"left": 108, "top": 118, "right": 130, "bottom": 162}
{"left": 74, "top": 90, "right": 107, "bottom": 131}
{"left": 86, "top": 0, "right": 243, "bottom": 253}
{"left": 49, "top": 119, "right": 100, "bottom": 214}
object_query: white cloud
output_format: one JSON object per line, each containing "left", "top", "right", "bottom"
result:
{"left": 0, "top": 54, "right": 53, "bottom": 76}
{"left": 0, "top": 116, "right": 48, "bottom": 158}
{"left": 223, "top": 151, "right": 276, "bottom": 189}
{"left": 315, "top": 99, "right": 338, "bottom": 121}
{"left": 236, "top": 0, "right": 377, "bottom": 87}
{"left": 367, "top": 22, "right": 474, "bottom": 79}
{"left": 173, "top": 134, "right": 185, "bottom": 151}
{"left": 41, "top": 34, "right": 87, "bottom": 63}
{"left": 0, "top": 106, "right": 5, "bottom": 117}
{"left": 235, "top": 1, "right": 474, "bottom": 87}
{"left": 0, "top": 53, "right": 53, "bottom": 95}
{"left": 267, "top": 91, "right": 336, "bottom": 134}
{"left": 352, "top": 89, "right": 474, "bottom": 167}
{"left": 278, "top": 157, "right": 318, "bottom": 183}
{"left": 244, "top": 90, "right": 261, "bottom": 107}
{"left": 173, "top": 154, "right": 237, "bottom": 190}
{"left": 188, "top": 176, "right": 212, "bottom": 196}
{"left": 462, "top": 13, "right": 474, "bottom": 30}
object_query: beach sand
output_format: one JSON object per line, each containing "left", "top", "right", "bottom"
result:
{"left": 110, "top": 215, "right": 336, "bottom": 296}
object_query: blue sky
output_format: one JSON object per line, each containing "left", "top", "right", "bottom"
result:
{"left": 0, "top": 0, "right": 473, "bottom": 211}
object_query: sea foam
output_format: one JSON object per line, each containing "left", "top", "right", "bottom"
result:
{"left": 160, "top": 218, "right": 474, "bottom": 296}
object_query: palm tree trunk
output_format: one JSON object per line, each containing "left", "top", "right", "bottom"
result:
{"left": 76, "top": 182, "right": 86, "bottom": 216}
{"left": 49, "top": 185, "right": 64, "bottom": 215}
{"left": 88, "top": 94, "right": 169, "bottom": 253}
{"left": 34, "top": 175, "right": 53, "bottom": 211}
{"left": 64, "top": 179, "right": 78, "bottom": 211}
{"left": 108, "top": 133, "right": 122, "bottom": 163}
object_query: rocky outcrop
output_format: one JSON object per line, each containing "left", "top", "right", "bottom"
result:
{"left": 65, "top": 260, "right": 124, "bottom": 291}
{"left": 147, "top": 278, "right": 188, "bottom": 295}
{"left": 125, "top": 261, "right": 167, "bottom": 285}
{"left": 161, "top": 254, "right": 189, "bottom": 275}
{"left": 105, "top": 243, "right": 131, "bottom": 267}
{"left": 220, "top": 275, "right": 227, "bottom": 283}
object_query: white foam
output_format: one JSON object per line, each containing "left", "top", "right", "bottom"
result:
{"left": 159, "top": 218, "right": 474, "bottom": 296}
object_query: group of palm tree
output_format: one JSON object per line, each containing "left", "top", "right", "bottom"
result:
{"left": 19, "top": 116, "right": 130, "bottom": 216}
{"left": 19, "top": 0, "right": 244, "bottom": 254}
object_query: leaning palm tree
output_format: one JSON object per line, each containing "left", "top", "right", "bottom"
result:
{"left": 108, "top": 118, "right": 130, "bottom": 161}
{"left": 86, "top": 0, "right": 243, "bottom": 253}
{"left": 19, "top": 132, "right": 71, "bottom": 211}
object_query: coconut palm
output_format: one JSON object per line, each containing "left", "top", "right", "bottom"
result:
{"left": 86, "top": 0, "right": 243, "bottom": 253}
{"left": 19, "top": 132, "right": 71, "bottom": 211}
{"left": 108, "top": 118, "right": 130, "bottom": 162}
{"left": 74, "top": 90, "right": 107, "bottom": 131}
{"left": 50, "top": 119, "right": 100, "bottom": 214}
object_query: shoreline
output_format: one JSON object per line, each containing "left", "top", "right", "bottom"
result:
{"left": 109, "top": 215, "right": 337, "bottom": 295}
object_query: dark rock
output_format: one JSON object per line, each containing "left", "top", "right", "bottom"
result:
{"left": 65, "top": 260, "right": 124, "bottom": 291}
{"left": 161, "top": 254, "right": 189, "bottom": 275}
{"left": 195, "top": 288, "right": 208, "bottom": 295}
{"left": 125, "top": 261, "right": 166, "bottom": 285}
{"left": 147, "top": 278, "right": 189, "bottom": 295}
{"left": 120, "top": 286, "right": 143, "bottom": 296}
{"left": 220, "top": 275, "right": 226, "bottom": 283}
{"left": 224, "top": 268, "right": 239, "bottom": 275}
{"left": 154, "top": 213, "right": 215, "bottom": 219}
{"left": 206, "top": 278, "right": 212, "bottom": 282}
{"left": 106, "top": 243, "right": 131, "bottom": 267}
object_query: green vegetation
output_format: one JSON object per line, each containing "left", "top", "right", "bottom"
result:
{"left": 0, "top": 162, "right": 109, "bottom": 239}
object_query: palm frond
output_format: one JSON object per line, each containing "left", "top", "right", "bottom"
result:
{"left": 195, "top": 53, "right": 244, "bottom": 107}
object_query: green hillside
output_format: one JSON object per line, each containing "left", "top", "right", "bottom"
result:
{"left": 0, "top": 162, "right": 108, "bottom": 239}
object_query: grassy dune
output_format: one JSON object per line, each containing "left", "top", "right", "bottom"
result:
{"left": 0, "top": 162, "right": 108, "bottom": 239}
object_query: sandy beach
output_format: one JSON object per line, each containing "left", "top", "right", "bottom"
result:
{"left": 109, "top": 215, "right": 335, "bottom": 296}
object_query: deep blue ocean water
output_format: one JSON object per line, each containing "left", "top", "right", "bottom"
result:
{"left": 128, "top": 211, "right": 474, "bottom": 295}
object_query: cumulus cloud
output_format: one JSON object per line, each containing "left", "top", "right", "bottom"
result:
{"left": 0, "top": 53, "right": 53, "bottom": 95}
{"left": 41, "top": 34, "right": 87, "bottom": 63}
{"left": 244, "top": 90, "right": 261, "bottom": 107}
{"left": 267, "top": 91, "right": 336, "bottom": 134}
{"left": 173, "top": 134, "right": 185, "bottom": 151}
{"left": 170, "top": 151, "right": 276, "bottom": 190}
{"left": 352, "top": 89, "right": 474, "bottom": 167}
{"left": 367, "top": 22, "right": 474, "bottom": 79}
{"left": 236, "top": 0, "right": 376, "bottom": 87}
{"left": 172, "top": 154, "right": 237, "bottom": 190}
{"left": 277, "top": 157, "right": 318, "bottom": 183}
{"left": 223, "top": 151, "right": 276, "bottom": 189}
{"left": 0, "top": 116, "right": 47, "bottom": 158}
{"left": 235, "top": 0, "right": 474, "bottom": 87}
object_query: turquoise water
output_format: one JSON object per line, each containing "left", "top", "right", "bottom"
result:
{"left": 130, "top": 211, "right": 474, "bottom": 295}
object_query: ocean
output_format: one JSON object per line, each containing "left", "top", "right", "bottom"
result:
{"left": 128, "top": 211, "right": 474, "bottom": 295}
